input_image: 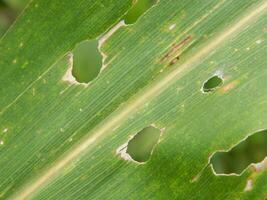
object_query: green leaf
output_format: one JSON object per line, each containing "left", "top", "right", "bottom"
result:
{"left": 0, "top": 0, "right": 267, "bottom": 199}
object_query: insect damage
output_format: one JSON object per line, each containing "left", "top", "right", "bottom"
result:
{"left": 162, "top": 35, "right": 193, "bottom": 66}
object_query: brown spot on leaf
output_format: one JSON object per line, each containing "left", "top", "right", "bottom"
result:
{"left": 251, "top": 157, "right": 267, "bottom": 173}
{"left": 244, "top": 179, "right": 253, "bottom": 191}
{"left": 161, "top": 36, "right": 193, "bottom": 65}
{"left": 219, "top": 80, "right": 239, "bottom": 93}
{"left": 169, "top": 57, "right": 179, "bottom": 66}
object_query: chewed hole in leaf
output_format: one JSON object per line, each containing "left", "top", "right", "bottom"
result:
{"left": 127, "top": 126, "right": 161, "bottom": 162}
{"left": 72, "top": 40, "right": 102, "bottom": 84}
{"left": 117, "top": 126, "right": 162, "bottom": 163}
{"left": 210, "top": 130, "right": 267, "bottom": 175}
{"left": 202, "top": 75, "right": 223, "bottom": 93}
{"left": 123, "top": 0, "right": 158, "bottom": 24}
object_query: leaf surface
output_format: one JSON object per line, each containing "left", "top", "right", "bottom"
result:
{"left": 0, "top": 0, "right": 267, "bottom": 199}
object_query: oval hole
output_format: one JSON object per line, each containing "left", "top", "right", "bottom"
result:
{"left": 126, "top": 126, "right": 161, "bottom": 163}
{"left": 72, "top": 40, "right": 102, "bottom": 84}
{"left": 202, "top": 75, "right": 223, "bottom": 93}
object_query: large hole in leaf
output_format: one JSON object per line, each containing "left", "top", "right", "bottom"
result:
{"left": 210, "top": 130, "right": 267, "bottom": 175}
{"left": 202, "top": 75, "right": 223, "bottom": 93}
{"left": 123, "top": 0, "right": 158, "bottom": 24}
{"left": 72, "top": 40, "right": 102, "bottom": 84}
{"left": 125, "top": 126, "right": 161, "bottom": 163}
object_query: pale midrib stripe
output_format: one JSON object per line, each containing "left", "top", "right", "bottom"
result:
{"left": 10, "top": 1, "right": 267, "bottom": 200}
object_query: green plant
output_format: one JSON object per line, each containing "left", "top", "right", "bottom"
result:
{"left": 0, "top": 0, "right": 267, "bottom": 199}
